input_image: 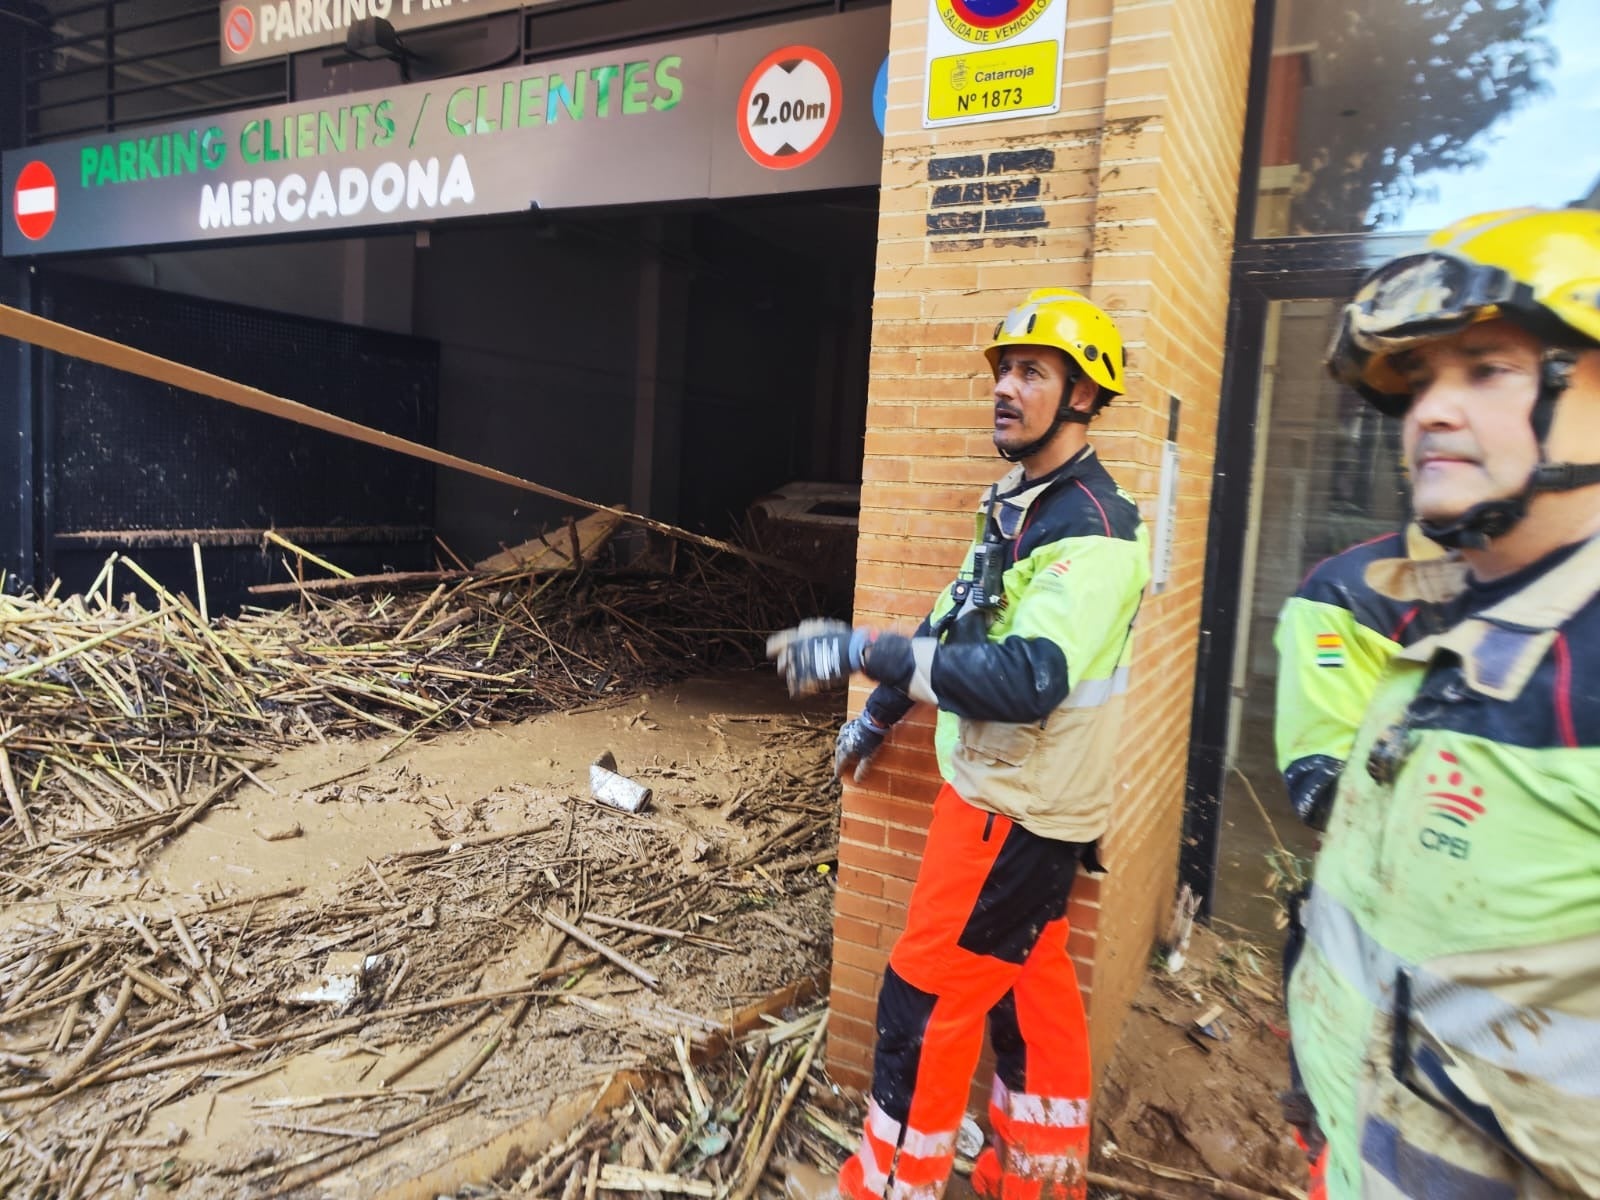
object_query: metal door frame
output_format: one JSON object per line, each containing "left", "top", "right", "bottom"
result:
{"left": 1177, "top": 0, "right": 1435, "bottom": 912}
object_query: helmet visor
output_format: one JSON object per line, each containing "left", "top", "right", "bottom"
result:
{"left": 1329, "top": 252, "right": 1522, "bottom": 395}
{"left": 1348, "top": 252, "right": 1519, "bottom": 349}
{"left": 1324, "top": 251, "right": 1523, "bottom": 406}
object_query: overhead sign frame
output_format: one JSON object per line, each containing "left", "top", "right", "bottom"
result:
{"left": 4, "top": 8, "right": 889, "bottom": 258}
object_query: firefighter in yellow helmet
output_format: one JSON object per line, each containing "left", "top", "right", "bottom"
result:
{"left": 1288, "top": 207, "right": 1600, "bottom": 1197}
{"left": 769, "top": 290, "right": 1150, "bottom": 1200}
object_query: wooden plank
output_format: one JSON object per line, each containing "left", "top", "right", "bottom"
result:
{"left": 247, "top": 570, "right": 469, "bottom": 597}
{"left": 0, "top": 303, "right": 795, "bottom": 571}
{"left": 474, "top": 511, "right": 622, "bottom": 574}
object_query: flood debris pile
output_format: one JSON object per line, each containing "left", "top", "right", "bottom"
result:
{"left": 0, "top": 714, "right": 844, "bottom": 1196}
{"left": 504, "top": 1003, "right": 861, "bottom": 1200}
{"left": 1091, "top": 922, "right": 1309, "bottom": 1200}
{"left": 0, "top": 523, "right": 851, "bottom": 1197}
{"left": 0, "top": 524, "right": 825, "bottom": 898}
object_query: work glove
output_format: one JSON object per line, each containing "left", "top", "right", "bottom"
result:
{"left": 766, "top": 619, "right": 861, "bottom": 698}
{"left": 766, "top": 620, "right": 916, "bottom": 698}
{"left": 1279, "top": 1087, "right": 1326, "bottom": 1162}
{"left": 834, "top": 711, "right": 890, "bottom": 782}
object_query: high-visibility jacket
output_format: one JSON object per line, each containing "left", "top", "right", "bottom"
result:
{"left": 1274, "top": 528, "right": 1442, "bottom": 830}
{"left": 863, "top": 446, "right": 1149, "bottom": 843}
{"left": 1287, "top": 535, "right": 1600, "bottom": 1198}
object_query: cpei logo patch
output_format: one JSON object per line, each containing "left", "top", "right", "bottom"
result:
{"left": 1417, "top": 749, "right": 1483, "bottom": 860}
{"left": 1422, "top": 749, "right": 1485, "bottom": 827}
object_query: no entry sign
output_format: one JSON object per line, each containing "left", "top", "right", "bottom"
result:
{"left": 13, "top": 161, "right": 57, "bottom": 241}
{"left": 223, "top": 7, "right": 255, "bottom": 56}
{"left": 737, "top": 45, "right": 842, "bottom": 170}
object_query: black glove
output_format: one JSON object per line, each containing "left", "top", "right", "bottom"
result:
{"left": 1278, "top": 1087, "right": 1325, "bottom": 1162}
{"left": 767, "top": 620, "right": 916, "bottom": 698}
{"left": 767, "top": 619, "right": 857, "bottom": 698}
{"left": 834, "top": 711, "right": 890, "bottom": 782}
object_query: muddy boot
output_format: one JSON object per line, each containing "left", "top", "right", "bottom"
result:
{"left": 783, "top": 1160, "right": 842, "bottom": 1200}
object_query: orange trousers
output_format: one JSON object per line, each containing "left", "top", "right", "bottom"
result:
{"left": 839, "top": 785, "right": 1092, "bottom": 1200}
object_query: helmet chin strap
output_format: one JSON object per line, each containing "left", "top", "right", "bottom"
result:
{"left": 1415, "top": 495, "right": 1526, "bottom": 552}
{"left": 1418, "top": 349, "right": 1600, "bottom": 550}
{"left": 996, "top": 381, "right": 1093, "bottom": 464}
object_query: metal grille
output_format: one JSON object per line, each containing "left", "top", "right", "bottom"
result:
{"left": 37, "top": 269, "right": 438, "bottom": 606}
{"left": 16, "top": 0, "right": 289, "bottom": 142}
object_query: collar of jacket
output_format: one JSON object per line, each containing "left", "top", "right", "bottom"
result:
{"left": 1396, "top": 533, "right": 1600, "bottom": 703}
{"left": 1364, "top": 555, "right": 1470, "bottom": 607}
{"left": 982, "top": 445, "right": 1096, "bottom": 537}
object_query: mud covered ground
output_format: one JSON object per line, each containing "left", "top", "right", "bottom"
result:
{"left": 4, "top": 663, "right": 1302, "bottom": 1199}
{"left": 0, "top": 673, "right": 843, "bottom": 1197}
{"left": 1090, "top": 924, "right": 1308, "bottom": 1200}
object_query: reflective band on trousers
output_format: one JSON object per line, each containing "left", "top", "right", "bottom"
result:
{"left": 995, "top": 1150, "right": 1085, "bottom": 1183}
{"left": 849, "top": 1098, "right": 958, "bottom": 1199}
{"left": 991, "top": 1077, "right": 1090, "bottom": 1128}
{"left": 1303, "top": 884, "right": 1600, "bottom": 1097}
{"left": 1062, "top": 666, "right": 1129, "bottom": 710}
{"left": 851, "top": 1098, "right": 898, "bottom": 1196}
{"left": 898, "top": 1124, "right": 958, "bottom": 1160}
{"left": 866, "top": 1098, "right": 902, "bottom": 1148}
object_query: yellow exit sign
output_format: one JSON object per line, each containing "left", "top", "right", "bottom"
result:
{"left": 926, "top": 38, "right": 1059, "bottom": 124}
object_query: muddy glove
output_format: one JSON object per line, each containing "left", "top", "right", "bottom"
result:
{"left": 834, "top": 710, "right": 890, "bottom": 782}
{"left": 766, "top": 619, "right": 860, "bottom": 698}
{"left": 1279, "top": 1087, "right": 1325, "bottom": 1162}
{"left": 767, "top": 621, "right": 916, "bottom": 698}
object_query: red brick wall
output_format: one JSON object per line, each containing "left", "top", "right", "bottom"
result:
{"left": 828, "top": 0, "right": 1255, "bottom": 1093}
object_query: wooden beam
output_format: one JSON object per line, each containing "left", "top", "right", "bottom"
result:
{"left": 53, "top": 526, "right": 430, "bottom": 550}
{"left": 0, "top": 304, "right": 800, "bottom": 573}
{"left": 246, "top": 570, "right": 469, "bottom": 597}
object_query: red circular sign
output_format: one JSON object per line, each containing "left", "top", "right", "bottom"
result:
{"left": 737, "top": 45, "right": 843, "bottom": 171}
{"left": 949, "top": 0, "right": 1038, "bottom": 28}
{"left": 13, "top": 161, "right": 57, "bottom": 241}
{"left": 224, "top": 6, "right": 255, "bottom": 55}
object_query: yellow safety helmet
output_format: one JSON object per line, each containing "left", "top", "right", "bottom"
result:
{"left": 1328, "top": 206, "right": 1600, "bottom": 415}
{"left": 985, "top": 289, "right": 1126, "bottom": 399}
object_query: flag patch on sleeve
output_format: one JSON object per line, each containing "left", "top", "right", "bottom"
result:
{"left": 1315, "top": 633, "right": 1345, "bottom": 668}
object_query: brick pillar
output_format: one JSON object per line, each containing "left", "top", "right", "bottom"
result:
{"left": 828, "top": 0, "right": 1254, "bottom": 1093}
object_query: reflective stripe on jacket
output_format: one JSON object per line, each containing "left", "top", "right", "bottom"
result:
{"left": 920, "top": 448, "right": 1149, "bottom": 843}
{"left": 1274, "top": 531, "right": 1430, "bottom": 829}
{"left": 1288, "top": 536, "right": 1600, "bottom": 1197}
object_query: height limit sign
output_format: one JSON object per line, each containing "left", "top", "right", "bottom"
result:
{"left": 738, "top": 45, "right": 842, "bottom": 170}
{"left": 924, "top": 0, "right": 1067, "bottom": 128}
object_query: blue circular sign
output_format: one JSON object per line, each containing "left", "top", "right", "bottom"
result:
{"left": 872, "top": 56, "right": 889, "bottom": 136}
{"left": 938, "top": 0, "right": 1051, "bottom": 38}
{"left": 956, "top": 0, "right": 1027, "bottom": 18}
